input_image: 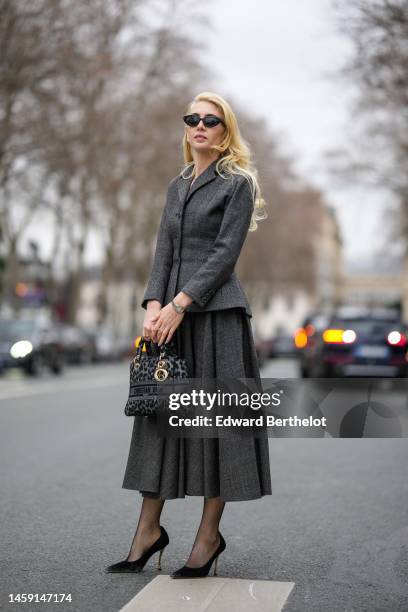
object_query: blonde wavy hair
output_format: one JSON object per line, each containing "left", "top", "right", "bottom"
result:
{"left": 180, "top": 91, "right": 267, "bottom": 231}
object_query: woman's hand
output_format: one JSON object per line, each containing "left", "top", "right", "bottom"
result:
{"left": 142, "top": 301, "right": 162, "bottom": 342}
{"left": 151, "top": 302, "right": 185, "bottom": 346}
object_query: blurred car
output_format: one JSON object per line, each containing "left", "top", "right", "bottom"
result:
{"left": 57, "top": 324, "right": 97, "bottom": 364}
{"left": 254, "top": 337, "right": 270, "bottom": 367}
{"left": 90, "top": 326, "right": 132, "bottom": 361}
{"left": 294, "top": 312, "right": 331, "bottom": 377}
{"left": 296, "top": 307, "right": 407, "bottom": 377}
{"left": 271, "top": 334, "right": 298, "bottom": 358}
{"left": 0, "top": 318, "right": 64, "bottom": 376}
{"left": 256, "top": 333, "right": 298, "bottom": 366}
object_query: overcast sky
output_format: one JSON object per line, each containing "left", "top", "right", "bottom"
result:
{"left": 24, "top": 0, "right": 394, "bottom": 271}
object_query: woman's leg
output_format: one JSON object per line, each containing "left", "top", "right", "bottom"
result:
{"left": 127, "top": 497, "right": 165, "bottom": 561}
{"left": 184, "top": 496, "right": 226, "bottom": 567}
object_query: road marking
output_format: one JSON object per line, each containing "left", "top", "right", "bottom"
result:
{"left": 118, "top": 575, "right": 295, "bottom": 611}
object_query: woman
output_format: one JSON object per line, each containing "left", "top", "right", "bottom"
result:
{"left": 106, "top": 92, "right": 272, "bottom": 578}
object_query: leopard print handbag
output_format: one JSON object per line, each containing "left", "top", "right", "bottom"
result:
{"left": 124, "top": 336, "right": 189, "bottom": 417}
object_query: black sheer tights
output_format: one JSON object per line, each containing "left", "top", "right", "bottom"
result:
{"left": 127, "top": 495, "right": 226, "bottom": 567}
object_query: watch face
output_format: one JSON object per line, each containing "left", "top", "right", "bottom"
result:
{"left": 172, "top": 300, "right": 182, "bottom": 313}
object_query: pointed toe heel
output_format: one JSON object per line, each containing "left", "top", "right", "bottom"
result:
{"left": 105, "top": 525, "right": 169, "bottom": 574}
{"left": 171, "top": 531, "right": 226, "bottom": 579}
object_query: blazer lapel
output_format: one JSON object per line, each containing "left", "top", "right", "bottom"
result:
{"left": 177, "top": 158, "right": 219, "bottom": 207}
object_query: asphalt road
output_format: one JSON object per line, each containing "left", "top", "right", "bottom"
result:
{"left": 0, "top": 360, "right": 407, "bottom": 611}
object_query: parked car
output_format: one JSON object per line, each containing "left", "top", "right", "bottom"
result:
{"left": 0, "top": 318, "right": 64, "bottom": 376}
{"left": 90, "top": 326, "right": 132, "bottom": 362}
{"left": 255, "top": 337, "right": 269, "bottom": 367}
{"left": 297, "top": 307, "right": 407, "bottom": 377}
{"left": 57, "top": 324, "right": 97, "bottom": 364}
{"left": 271, "top": 333, "right": 298, "bottom": 358}
{"left": 256, "top": 333, "right": 298, "bottom": 365}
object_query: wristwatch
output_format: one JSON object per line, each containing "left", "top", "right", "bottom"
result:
{"left": 171, "top": 299, "right": 186, "bottom": 314}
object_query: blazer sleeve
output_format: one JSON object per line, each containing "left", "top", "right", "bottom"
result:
{"left": 181, "top": 176, "right": 253, "bottom": 308}
{"left": 141, "top": 189, "right": 174, "bottom": 310}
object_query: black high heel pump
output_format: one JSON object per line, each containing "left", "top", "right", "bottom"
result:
{"left": 171, "top": 531, "right": 226, "bottom": 579}
{"left": 105, "top": 525, "right": 169, "bottom": 573}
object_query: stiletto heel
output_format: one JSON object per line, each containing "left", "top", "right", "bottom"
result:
{"left": 171, "top": 531, "right": 226, "bottom": 579}
{"left": 156, "top": 548, "right": 164, "bottom": 570}
{"left": 105, "top": 526, "right": 169, "bottom": 573}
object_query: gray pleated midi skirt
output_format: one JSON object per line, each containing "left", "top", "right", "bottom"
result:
{"left": 122, "top": 307, "right": 272, "bottom": 501}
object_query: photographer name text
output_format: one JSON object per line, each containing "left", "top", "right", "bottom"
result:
{"left": 167, "top": 415, "right": 327, "bottom": 428}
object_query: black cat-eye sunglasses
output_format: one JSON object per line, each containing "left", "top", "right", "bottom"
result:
{"left": 183, "top": 113, "right": 226, "bottom": 128}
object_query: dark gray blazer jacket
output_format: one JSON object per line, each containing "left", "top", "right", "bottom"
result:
{"left": 141, "top": 157, "right": 254, "bottom": 317}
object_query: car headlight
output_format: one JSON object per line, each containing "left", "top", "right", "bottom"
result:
{"left": 10, "top": 340, "right": 33, "bottom": 358}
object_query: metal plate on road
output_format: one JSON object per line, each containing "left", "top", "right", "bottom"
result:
{"left": 118, "top": 575, "right": 295, "bottom": 612}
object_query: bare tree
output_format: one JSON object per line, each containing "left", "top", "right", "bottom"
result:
{"left": 0, "top": 0, "right": 65, "bottom": 306}
{"left": 328, "top": 0, "right": 408, "bottom": 251}
{"left": 0, "top": 0, "right": 209, "bottom": 321}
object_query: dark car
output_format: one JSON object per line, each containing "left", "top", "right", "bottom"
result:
{"left": 0, "top": 318, "right": 65, "bottom": 376}
{"left": 271, "top": 334, "right": 298, "bottom": 358}
{"left": 295, "top": 312, "right": 331, "bottom": 377}
{"left": 297, "top": 308, "right": 407, "bottom": 377}
{"left": 256, "top": 333, "right": 298, "bottom": 365}
{"left": 57, "top": 324, "right": 97, "bottom": 364}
